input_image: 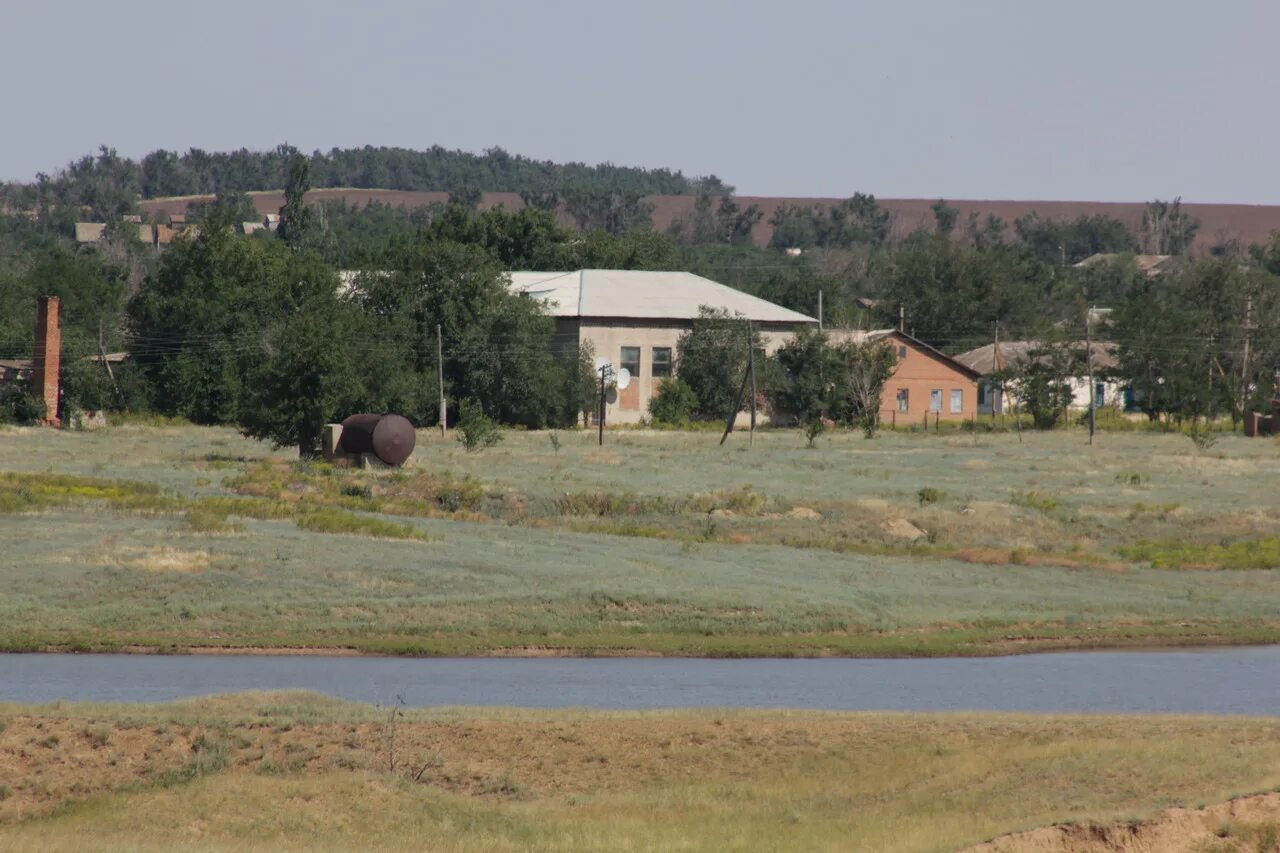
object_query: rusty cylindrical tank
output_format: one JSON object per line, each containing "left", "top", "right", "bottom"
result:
{"left": 338, "top": 414, "right": 416, "bottom": 466}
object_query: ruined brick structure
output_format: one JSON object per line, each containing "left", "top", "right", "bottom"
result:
{"left": 32, "top": 295, "right": 60, "bottom": 426}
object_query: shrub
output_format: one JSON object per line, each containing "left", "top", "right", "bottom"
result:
{"left": 804, "top": 418, "right": 826, "bottom": 448}
{"left": 648, "top": 378, "right": 699, "bottom": 426}
{"left": 1186, "top": 422, "right": 1219, "bottom": 450}
{"left": 917, "top": 487, "right": 944, "bottom": 506}
{"left": 434, "top": 477, "right": 485, "bottom": 512}
{"left": 294, "top": 507, "right": 429, "bottom": 540}
{"left": 1014, "top": 491, "right": 1059, "bottom": 512}
{"left": 0, "top": 383, "right": 46, "bottom": 424}
{"left": 456, "top": 400, "right": 503, "bottom": 452}
{"left": 340, "top": 483, "right": 373, "bottom": 500}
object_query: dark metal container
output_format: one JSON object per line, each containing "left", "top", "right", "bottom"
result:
{"left": 338, "top": 413, "right": 416, "bottom": 466}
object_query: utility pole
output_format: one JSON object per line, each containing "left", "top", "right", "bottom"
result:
{"left": 817, "top": 290, "right": 823, "bottom": 331}
{"left": 1085, "top": 305, "right": 1095, "bottom": 445}
{"left": 97, "top": 319, "right": 123, "bottom": 407}
{"left": 899, "top": 304, "right": 905, "bottom": 333}
{"left": 720, "top": 346, "right": 752, "bottom": 446}
{"left": 1241, "top": 295, "right": 1254, "bottom": 416}
{"left": 598, "top": 364, "right": 608, "bottom": 446}
{"left": 437, "top": 324, "right": 446, "bottom": 437}
{"left": 993, "top": 320, "right": 1003, "bottom": 428}
{"left": 748, "top": 321, "right": 757, "bottom": 447}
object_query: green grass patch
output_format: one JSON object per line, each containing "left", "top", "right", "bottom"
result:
{"left": 0, "top": 472, "right": 180, "bottom": 514}
{"left": 1118, "top": 538, "right": 1280, "bottom": 570}
{"left": 294, "top": 507, "right": 432, "bottom": 541}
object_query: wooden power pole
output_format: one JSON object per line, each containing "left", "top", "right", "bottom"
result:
{"left": 1085, "top": 305, "right": 1095, "bottom": 445}
{"left": 748, "top": 321, "right": 757, "bottom": 447}
{"left": 437, "top": 324, "right": 446, "bottom": 437}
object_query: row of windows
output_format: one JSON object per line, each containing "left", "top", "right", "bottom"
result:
{"left": 896, "top": 388, "right": 965, "bottom": 413}
{"left": 618, "top": 346, "right": 672, "bottom": 379}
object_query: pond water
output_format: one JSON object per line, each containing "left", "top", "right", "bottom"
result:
{"left": 2, "top": 647, "right": 1278, "bottom": 714}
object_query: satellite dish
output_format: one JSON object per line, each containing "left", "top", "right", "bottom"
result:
{"left": 615, "top": 367, "right": 631, "bottom": 390}
{"left": 606, "top": 387, "right": 618, "bottom": 405}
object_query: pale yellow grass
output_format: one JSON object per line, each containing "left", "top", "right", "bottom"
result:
{"left": 2, "top": 695, "right": 1280, "bottom": 852}
{"left": 107, "top": 545, "right": 211, "bottom": 573}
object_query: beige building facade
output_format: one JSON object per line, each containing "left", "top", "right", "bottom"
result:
{"left": 511, "top": 271, "right": 815, "bottom": 424}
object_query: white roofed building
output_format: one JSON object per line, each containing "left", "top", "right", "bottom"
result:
{"left": 509, "top": 270, "right": 816, "bottom": 423}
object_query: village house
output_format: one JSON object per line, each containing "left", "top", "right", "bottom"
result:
{"left": 954, "top": 340, "right": 1123, "bottom": 414}
{"left": 509, "top": 270, "right": 816, "bottom": 424}
{"left": 828, "top": 329, "right": 983, "bottom": 425}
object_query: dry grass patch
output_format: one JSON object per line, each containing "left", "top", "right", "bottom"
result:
{"left": 3, "top": 696, "right": 1280, "bottom": 852}
{"left": 105, "top": 546, "right": 211, "bottom": 574}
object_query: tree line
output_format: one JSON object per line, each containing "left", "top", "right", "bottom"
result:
{"left": 0, "top": 144, "right": 729, "bottom": 222}
{"left": 2, "top": 146, "right": 1278, "bottom": 434}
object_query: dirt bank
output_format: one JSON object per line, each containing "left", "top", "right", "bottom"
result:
{"left": 964, "top": 792, "right": 1280, "bottom": 852}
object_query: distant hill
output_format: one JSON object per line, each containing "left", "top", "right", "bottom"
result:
{"left": 138, "top": 189, "right": 1280, "bottom": 251}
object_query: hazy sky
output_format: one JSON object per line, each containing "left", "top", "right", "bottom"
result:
{"left": 3, "top": 0, "right": 1277, "bottom": 202}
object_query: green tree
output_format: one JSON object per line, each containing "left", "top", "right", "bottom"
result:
{"left": 768, "top": 328, "right": 836, "bottom": 425}
{"left": 238, "top": 253, "right": 359, "bottom": 456}
{"left": 1014, "top": 213, "right": 1136, "bottom": 266}
{"left": 768, "top": 194, "right": 890, "bottom": 250}
{"left": 996, "top": 342, "right": 1076, "bottom": 429}
{"left": 563, "top": 187, "right": 654, "bottom": 235}
{"left": 931, "top": 199, "right": 959, "bottom": 238}
{"left": 129, "top": 215, "right": 355, "bottom": 449}
{"left": 353, "top": 239, "right": 579, "bottom": 428}
{"left": 647, "top": 377, "right": 699, "bottom": 425}
{"left": 831, "top": 337, "right": 897, "bottom": 437}
{"left": 278, "top": 151, "right": 318, "bottom": 252}
{"left": 674, "top": 307, "right": 765, "bottom": 420}
{"left": 1139, "top": 198, "right": 1199, "bottom": 255}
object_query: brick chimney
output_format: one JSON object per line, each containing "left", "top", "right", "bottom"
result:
{"left": 32, "top": 295, "right": 61, "bottom": 426}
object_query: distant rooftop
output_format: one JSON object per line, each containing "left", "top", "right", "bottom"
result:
{"left": 508, "top": 270, "right": 816, "bottom": 324}
{"left": 955, "top": 340, "right": 1119, "bottom": 374}
{"left": 1074, "top": 253, "right": 1173, "bottom": 277}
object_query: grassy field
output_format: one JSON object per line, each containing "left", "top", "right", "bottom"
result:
{"left": 0, "top": 423, "right": 1278, "bottom": 655}
{"left": 1, "top": 692, "right": 1279, "bottom": 852}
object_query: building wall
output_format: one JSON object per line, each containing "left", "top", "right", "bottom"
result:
{"left": 878, "top": 334, "right": 980, "bottom": 425}
{"left": 578, "top": 319, "right": 803, "bottom": 424}
{"left": 976, "top": 377, "right": 1125, "bottom": 414}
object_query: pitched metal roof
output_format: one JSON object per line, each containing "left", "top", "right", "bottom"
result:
{"left": 955, "top": 340, "right": 1119, "bottom": 374}
{"left": 508, "top": 270, "right": 816, "bottom": 324}
{"left": 830, "top": 328, "right": 983, "bottom": 380}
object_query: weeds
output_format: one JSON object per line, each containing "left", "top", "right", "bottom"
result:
{"left": 1118, "top": 538, "right": 1280, "bottom": 570}
{"left": 917, "top": 487, "right": 944, "bottom": 506}
{"left": 1013, "top": 491, "right": 1059, "bottom": 512}
{"left": 295, "top": 507, "right": 431, "bottom": 541}
{"left": 804, "top": 419, "right": 826, "bottom": 448}
{"left": 456, "top": 401, "right": 503, "bottom": 452}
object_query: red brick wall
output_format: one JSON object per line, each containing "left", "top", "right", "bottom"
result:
{"left": 32, "top": 296, "right": 60, "bottom": 426}
{"left": 878, "top": 333, "right": 979, "bottom": 425}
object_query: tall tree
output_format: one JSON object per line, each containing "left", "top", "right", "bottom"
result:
{"left": 1139, "top": 198, "right": 1198, "bottom": 255}
{"left": 931, "top": 199, "right": 959, "bottom": 238}
{"left": 278, "top": 151, "right": 318, "bottom": 252}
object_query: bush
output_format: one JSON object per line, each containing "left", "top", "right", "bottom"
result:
{"left": 1186, "top": 422, "right": 1219, "bottom": 450}
{"left": 648, "top": 378, "right": 699, "bottom": 426}
{"left": 456, "top": 400, "right": 503, "bottom": 451}
{"left": 0, "top": 383, "right": 46, "bottom": 424}
{"left": 917, "top": 487, "right": 944, "bottom": 505}
{"left": 804, "top": 418, "right": 826, "bottom": 447}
